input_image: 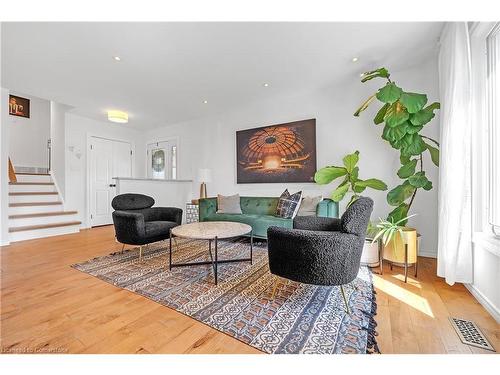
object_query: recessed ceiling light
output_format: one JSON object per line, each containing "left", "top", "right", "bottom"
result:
{"left": 107, "top": 110, "right": 128, "bottom": 123}
{"left": 352, "top": 57, "right": 359, "bottom": 62}
{"left": 263, "top": 83, "right": 269, "bottom": 87}
{"left": 203, "top": 100, "right": 208, "bottom": 104}
{"left": 113, "top": 56, "right": 121, "bottom": 61}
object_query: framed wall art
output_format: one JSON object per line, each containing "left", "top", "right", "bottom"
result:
{"left": 236, "top": 118, "right": 317, "bottom": 183}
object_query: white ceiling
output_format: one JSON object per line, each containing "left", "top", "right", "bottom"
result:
{"left": 1, "top": 22, "right": 443, "bottom": 129}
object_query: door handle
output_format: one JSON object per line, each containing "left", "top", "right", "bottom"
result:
{"left": 109, "top": 184, "right": 116, "bottom": 187}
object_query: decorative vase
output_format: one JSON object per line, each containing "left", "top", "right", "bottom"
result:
{"left": 361, "top": 240, "right": 380, "bottom": 267}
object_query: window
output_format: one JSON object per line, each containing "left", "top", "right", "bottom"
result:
{"left": 171, "top": 145, "right": 177, "bottom": 180}
{"left": 471, "top": 22, "right": 500, "bottom": 251}
{"left": 486, "top": 25, "right": 500, "bottom": 236}
{"left": 151, "top": 149, "right": 166, "bottom": 179}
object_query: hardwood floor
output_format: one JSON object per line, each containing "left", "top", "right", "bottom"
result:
{"left": 1, "top": 225, "right": 498, "bottom": 354}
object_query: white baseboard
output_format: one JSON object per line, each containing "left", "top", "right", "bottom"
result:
{"left": 465, "top": 283, "right": 500, "bottom": 324}
{"left": 418, "top": 250, "right": 437, "bottom": 258}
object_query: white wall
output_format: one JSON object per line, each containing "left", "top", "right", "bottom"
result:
{"left": 0, "top": 87, "right": 10, "bottom": 245}
{"left": 143, "top": 58, "right": 441, "bottom": 256}
{"left": 0, "top": 25, "right": 10, "bottom": 245}
{"left": 64, "top": 113, "right": 146, "bottom": 227}
{"left": 468, "top": 244, "right": 500, "bottom": 322}
{"left": 8, "top": 93, "right": 50, "bottom": 169}
{"left": 50, "top": 101, "right": 70, "bottom": 199}
{"left": 116, "top": 178, "right": 193, "bottom": 223}
{"left": 0, "top": 23, "right": 10, "bottom": 246}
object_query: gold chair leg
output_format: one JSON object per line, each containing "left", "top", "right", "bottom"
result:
{"left": 270, "top": 277, "right": 280, "bottom": 299}
{"left": 340, "top": 285, "right": 350, "bottom": 315}
{"left": 139, "top": 245, "right": 143, "bottom": 260}
{"left": 121, "top": 243, "right": 125, "bottom": 253}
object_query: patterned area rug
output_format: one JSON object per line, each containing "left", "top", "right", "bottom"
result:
{"left": 72, "top": 239, "right": 379, "bottom": 354}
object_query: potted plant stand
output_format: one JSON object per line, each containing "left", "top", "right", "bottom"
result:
{"left": 382, "top": 227, "right": 419, "bottom": 283}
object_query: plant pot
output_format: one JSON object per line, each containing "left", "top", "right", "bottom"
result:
{"left": 382, "top": 226, "right": 418, "bottom": 264}
{"left": 361, "top": 239, "right": 380, "bottom": 267}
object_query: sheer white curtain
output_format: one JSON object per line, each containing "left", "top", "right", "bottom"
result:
{"left": 437, "top": 22, "right": 473, "bottom": 285}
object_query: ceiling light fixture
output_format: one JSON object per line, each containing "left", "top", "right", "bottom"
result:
{"left": 113, "top": 56, "right": 121, "bottom": 61}
{"left": 107, "top": 110, "right": 128, "bottom": 123}
{"left": 263, "top": 83, "right": 269, "bottom": 87}
{"left": 352, "top": 57, "right": 359, "bottom": 62}
{"left": 203, "top": 100, "right": 208, "bottom": 104}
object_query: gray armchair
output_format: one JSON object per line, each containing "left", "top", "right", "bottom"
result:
{"left": 111, "top": 193, "right": 182, "bottom": 260}
{"left": 267, "top": 197, "right": 373, "bottom": 313}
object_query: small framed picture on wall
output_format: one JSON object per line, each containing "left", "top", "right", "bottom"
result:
{"left": 9, "top": 95, "right": 30, "bottom": 118}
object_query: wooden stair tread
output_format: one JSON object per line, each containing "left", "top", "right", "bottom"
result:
{"left": 9, "top": 182, "right": 54, "bottom": 185}
{"left": 9, "top": 202, "right": 63, "bottom": 207}
{"left": 9, "top": 211, "right": 78, "bottom": 219}
{"left": 9, "top": 221, "right": 82, "bottom": 233}
{"left": 9, "top": 192, "right": 58, "bottom": 196}
{"left": 15, "top": 172, "right": 50, "bottom": 176}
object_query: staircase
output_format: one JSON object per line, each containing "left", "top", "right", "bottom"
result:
{"left": 8, "top": 172, "right": 81, "bottom": 242}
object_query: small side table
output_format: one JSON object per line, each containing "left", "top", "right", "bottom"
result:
{"left": 186, "top": 203, "right": 199, "bottom": 224}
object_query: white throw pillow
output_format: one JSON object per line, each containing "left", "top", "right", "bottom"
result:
{"left": 217, "top": 194, "right": 243, "bottom": 214}
{"left": 297, "top": 196, "right": 323, "bottom": 216}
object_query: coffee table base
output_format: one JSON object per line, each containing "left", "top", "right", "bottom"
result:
{"left": 169, "top": 233, "right": 253, "bottom": 285}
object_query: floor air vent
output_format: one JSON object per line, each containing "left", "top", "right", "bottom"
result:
{"left": 449, "top": 317, "right": 495, "bottom": 351}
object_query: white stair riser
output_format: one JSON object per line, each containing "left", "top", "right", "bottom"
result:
{"left": 9, "top": 184, "right": 56, "bottom": 193}
{"left": 9, "top": 225, "right": 81, "bottom": 242}
{"left": 9, "top": 194, "right": 60, "bottom": 204}
{"left": 14, "top": 175, "right": 52, "bottom": 183}
{"left": 9, "top": 214, "right": 79, "bottom": 227}
{"left": 9, "top": 204, "right": 64, "bottom": 215}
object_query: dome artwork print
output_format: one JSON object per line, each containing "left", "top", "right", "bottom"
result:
{"left": 236, "top": 119, "right": 317, "bottom": 183}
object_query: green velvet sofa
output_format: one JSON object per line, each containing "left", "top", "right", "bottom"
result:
{"left": 198, "top": 196, "right": 339, "bottom": 239}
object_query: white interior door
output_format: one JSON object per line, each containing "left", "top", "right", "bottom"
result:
{"left": 90, "top": 137, "right": 132, "bottom": 227}
{"left": 113, "top": 140, "right": 132, "bottom": 179}
{"left": 147, "top": 140, "right": 177, "bottom": 179}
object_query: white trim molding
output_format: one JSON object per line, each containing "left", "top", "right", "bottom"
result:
{"left": 49, "top": 170, "right": 66, "bottom": 207}
{"left": 465, "top": 283, "right": 500, "bottom": 323}
{"left": 418, "top": 250, "right": 437, "bottom": 259}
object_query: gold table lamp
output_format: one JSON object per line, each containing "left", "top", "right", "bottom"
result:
{"left": 194, "top": 168, "right": 212, "bottom": 204}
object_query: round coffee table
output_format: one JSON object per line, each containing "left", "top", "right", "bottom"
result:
{"left": 169, "top": 221, "right": 253, "bottom": 285}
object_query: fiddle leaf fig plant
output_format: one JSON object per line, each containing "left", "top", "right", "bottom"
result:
{"left": 354, "top": 67, "right": 440, "bottom": 225}
{"left": 314, "top": 150, "right": 388, "bottom": 207}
